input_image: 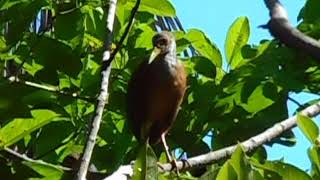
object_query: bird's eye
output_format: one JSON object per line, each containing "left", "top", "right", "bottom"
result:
{"left": 157, "top": 39, "right": 167, "bottom": 47}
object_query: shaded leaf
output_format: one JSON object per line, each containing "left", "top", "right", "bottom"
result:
{"left": 132, "top": 143, "right": 158, "bottom": 180}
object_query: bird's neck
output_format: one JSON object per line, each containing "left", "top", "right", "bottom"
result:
{"left": 163, "top": 44, "right": 177, "bottom": 65}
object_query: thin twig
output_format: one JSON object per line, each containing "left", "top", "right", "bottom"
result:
{"left": 7, "top": 76, "right": 95, "bottom": 102}
{"left": 76, "top": 0, "right": 141, "bottom": 179}
{"left": 288, "top": 96, "right": 304, "bottom": 109}
{"left": 104, "top": 102, "right": 320, "bottom": 178}
{"left": 75, "top": 0, "right": 118, "bottom": 179}
{"left": 4, "top": 147, "right": 72, "bottom": 171}
{"left": 107, "top": 0, "right": 141, "bottom": 66}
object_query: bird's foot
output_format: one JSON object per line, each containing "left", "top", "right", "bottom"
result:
{"left": 170, "top": 158, "right": 180, "bottom": 176}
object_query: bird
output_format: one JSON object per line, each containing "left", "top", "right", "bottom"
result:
{"left": 127, "top": 31, "right": 187, "bottom": 167}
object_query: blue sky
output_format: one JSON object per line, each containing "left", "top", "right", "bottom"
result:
{"left": 171, "top": 0, "right": 320, "bottom": 170}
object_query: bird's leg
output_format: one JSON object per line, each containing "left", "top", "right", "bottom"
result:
{"left": 160, "top": 133, "right": 179, "bottom": 175}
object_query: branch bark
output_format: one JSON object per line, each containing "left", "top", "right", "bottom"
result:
{"left": 263, "top": 0, "right": 320, "bottom": 61}
{"left": 76, "top": 0, "right": 118, "bottom": 179}
{"left": 4, "top": 147, "right": 72, "bottom": 171}
{"left": 7, "top": 76, "right": 95, "bottom": 102}
{"left": 76, "top": 0, "right": 141, "bottom": 179}
{"left": 104, "top": 102, "right": 320, "bottom": 179}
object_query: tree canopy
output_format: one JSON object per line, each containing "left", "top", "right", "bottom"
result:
{"left": 1, "top": 0, "right": 320, "bottom": 179}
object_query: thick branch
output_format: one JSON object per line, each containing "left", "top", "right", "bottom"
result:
{"left": 76, "top": 0, "right": 141, "bottom": 179}
{"left": 263, "top": 0, "right": 320, "bottom": 61}
{"left": 105, "top": 102, "right": 320, "bottom": 178}
{"left": 76, "top": 0, "right": 118, "bottom": 179}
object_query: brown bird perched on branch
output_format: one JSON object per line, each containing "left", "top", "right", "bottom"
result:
{"left": 127, "top": 31, "right": 187, "bottom": 165}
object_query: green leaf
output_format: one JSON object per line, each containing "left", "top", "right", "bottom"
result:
{"left": 192, "top": 56, "right": 216, "bottom": 79}
{"left": 308, "top": 146, "right": 320, "bottom": 173}
{"left": 0, "top": 109, "right": 60, "bottom": 147}
{"left": 225, "top": 17, "right": 250, "bottom": 69}
{"left": 135, "top": 24, "right": 155, "bottom": 50}
{"left": 216, "top": 161, "right": 237, "bottom": 180}
{"left": 302, "top": 0, "right": 320, "bottom": 23}
{"left": 0, "top": 36, "right": 6, "bottom": 51}
{"left": 32, "top": 36, "right": 82, "bottom": 78}
{"left": 124, "top": 0, "right": 176, "bottom": 16}
{"left": 297, "top": 114, "right": 319, "bottom": 144}
{"left": 241, "top": 84, "right": 275, "bottom": 114}
{"left": 55, "top": 8, "right": 84, "bottom": 41}
{"left": 229, "top": 145, "right": 250, "bottom": 180}
{"left": 185, "top": 29, "right": 222, "bottom": 67}
{"left": 251, "top": 160, "right": 312, "bottom": 180}
{"left": 199, "top": 165, "right": 219, "bottom": 180}
{"left": 132, "top": 143, "right": 158, "bottom": 180}
{"left": 22, "top": 161, "right": 63, "bottom": 179}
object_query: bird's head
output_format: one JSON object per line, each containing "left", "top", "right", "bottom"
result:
{"left": 148, "top": 31, "right": 176, "bottom": 64}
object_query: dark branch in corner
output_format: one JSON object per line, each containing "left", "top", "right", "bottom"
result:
{"left": 288, "top": 96, "right": 305, "bottom": 109}
{"left": 77, "top": 0, "right": 141, "bottom": 179}
{"left": 105, "top": 102, "right": 320, "bottom": 179}
{"left": 262, "top": 0, "right": 320, "bottom": 61}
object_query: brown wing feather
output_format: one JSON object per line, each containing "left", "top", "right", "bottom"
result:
{"left": 127, "top": 56, "right": 186, "bottom": 144}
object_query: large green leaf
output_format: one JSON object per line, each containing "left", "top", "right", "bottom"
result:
{"left": 185, "top": 29, "right": 222, "bottom": 67}
{"left": 132, "top": 143, "right": 158, "bottom": 180}
{"left": 22, "top": 161, "right": 63, "bottom": 180}
{"left": 251, "top": 160, "right": 312, "bottom": 180}
{"left": 54, "top": 8, "right": 84, "bottom": 41}
{"left": 302, "top": 0, "right": 320, "bottom": 23}
{"left": 216, "top": 161, "right": 237, "bottom": 180}
{"left": 124, "top": 0, "right": 176, "bottom": 16}
{"left": 297, "top": 114, "right": 319, "bottom": 144}
{"left": 225, "top": 17, "right": 250, "bottom": 69}
{"left": 0, "top": 109, "right": 60, "bottom": 147}
{"left": 241, "top": 83, "right": 276, "bottom": 114}
{"left": 229, "top": 145, "right": 250, "bottom": 180}
{"left": 32, "top": 36, "right": 82, "bottom": 79}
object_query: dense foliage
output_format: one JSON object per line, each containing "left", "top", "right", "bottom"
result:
{"left": 1, "top": 0, "right": 320, "bottom": 179}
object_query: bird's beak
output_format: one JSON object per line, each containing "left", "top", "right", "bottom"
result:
{"left": 148, "top": 47, "right": 161, "bottom": 64}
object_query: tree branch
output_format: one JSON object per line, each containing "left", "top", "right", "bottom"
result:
{"left": 104, "top": 102, "right": 320, "bottom": 178}
{"left": 3, "top": 147, "right": 72, "bottom": 171}
{"left": 75, "top": 0, "right": 118, "bottom": 179}
{"left": 108, "top": 0, "right": 141, "bottom": 67}
{"left": 7, "top": 76, "right": 95, "bottom": 102}
{"left": 263, "top": 0, "right": 320, "bottom": 61}
{"left": 76, "top": 0, "right": 141, "bottom": 179}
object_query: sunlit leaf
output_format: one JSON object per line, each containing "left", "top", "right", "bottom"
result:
{"left": 297, "top": 114, "right": 319, "bottom": 144}
{"left": 185, "top": 29, "right": 222, "bottom": 67}
{"left": 22, "top": 161, "right": 63, "bottom": 179}
{"left": 225, "top": 16, "right": 250, "bottom": 69}
{"left": 216, "top": 161, "right": 237, "bottom": 180}
{"left": 125, "top": 0, "right": 176, "bottom": 16}
{"left": 0, "top": 109, "right": 60, "bottom": 147}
